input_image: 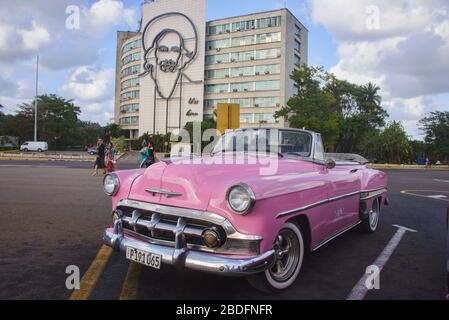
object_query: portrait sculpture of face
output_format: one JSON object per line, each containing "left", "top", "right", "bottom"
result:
{"left": 141, "top": 13, "right": 198, "bottom": 100}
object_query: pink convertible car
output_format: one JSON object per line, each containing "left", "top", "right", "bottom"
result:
{"left": 102, "top": 128, "right": 388, "bottom": 292}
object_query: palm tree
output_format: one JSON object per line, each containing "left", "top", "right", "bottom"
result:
{"left": 361, "top": 82, "right": 381, "bottom": 106}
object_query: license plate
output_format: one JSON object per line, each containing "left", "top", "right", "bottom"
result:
{"left": 126, "top": 246, "right": 162, "bottom": 269}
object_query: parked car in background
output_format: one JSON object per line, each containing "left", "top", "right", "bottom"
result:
{"left": 20, "top": 141, "right": 48, "bottom": 152}
{"left": 102, "top": 128, "right": 388, "bottom": 292}
{"left": 87, "top": 147, "right": 97, "bottom": 155}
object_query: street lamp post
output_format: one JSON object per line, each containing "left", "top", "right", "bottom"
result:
{"left": 34, "top": 55, "right": 39, "bottom": 142}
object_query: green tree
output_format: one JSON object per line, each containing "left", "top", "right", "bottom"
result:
{"left": 275, "top": 66, "right": 388, "bottom": 152}
{"left": 104, "top": 123, "right": 125, "bottom": 140}
{"left": 419, "top": 111, "right": 449, "bottom": 163}
{"left": 274, "top": 66, "right": 339, "bottom": 149}
{"left": 183, "top": 117, "right": 218, "bottom": 153}
{"left": 378, "top": 121, "right": 412, "bottom": 163}
{"left": 10, "top": 94, "right": 81, "bottom": 149}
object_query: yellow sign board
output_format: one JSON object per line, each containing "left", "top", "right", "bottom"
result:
{"left": 216, "top": 103, "right": 240, "bottom": 134}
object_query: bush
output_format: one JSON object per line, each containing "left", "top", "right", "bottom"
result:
{"left": 111, "top": 136, "right": 128, "bottom": 154}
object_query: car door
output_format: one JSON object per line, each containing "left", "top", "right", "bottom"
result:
{"left": 325, "top": 166, "right": 361, "bottom": 233}
{"left": 313, "top": 134, "right": 361, "bottom": 234}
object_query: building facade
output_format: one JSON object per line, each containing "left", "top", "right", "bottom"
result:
{"left": 114, "top": 0, "right": 308, "bottom": 138}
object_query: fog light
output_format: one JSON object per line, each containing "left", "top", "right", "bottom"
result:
{"left": 202, "top": 229, "right": 221, "bottom": 248}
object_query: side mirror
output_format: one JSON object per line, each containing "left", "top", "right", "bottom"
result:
{"left": 324, "top": 159, "right": 336, "bottom": 170}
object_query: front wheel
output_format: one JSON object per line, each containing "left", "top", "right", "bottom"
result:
{"left": 246, "top": 222, "right": 305, "bottom": 293}
{"left": 360, "top": 198, "right": 380, "bottom": 233}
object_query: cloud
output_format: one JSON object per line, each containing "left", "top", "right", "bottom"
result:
{"left": 310, "top": 0, "right": 449, "bottom": 137}
{"left": 60, "top": 66, "right": 115, "bottom": 103}
{"left": 85, "top": 0, "right": 137, "bottom": 33}
{"left": 0, "top": 0, "right": 138, "bottom": 69}
{"left": 59, "top": 66, "right": 115, "bottom": 125}
{"left": 0, "top": 21, "right": 50, "bottom": 61}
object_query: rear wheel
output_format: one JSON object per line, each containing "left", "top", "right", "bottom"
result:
{"left": 246, "top": 222, "right": 304, "bottom": 293}
{"left": 37, "top": 148, "right": 42, "bottom": 152}
{"left": 361, "top": 198, "right": 380, "bottom": 233}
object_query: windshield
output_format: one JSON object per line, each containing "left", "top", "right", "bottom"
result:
{"left": 211, "top": 129, "right": 312, "bottom": 157}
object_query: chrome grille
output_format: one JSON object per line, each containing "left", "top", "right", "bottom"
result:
{"left": 117, "top": 206, "right": 226, "bottom": 249}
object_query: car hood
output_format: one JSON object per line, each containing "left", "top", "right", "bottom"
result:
{"left": 127, "top": 154, "right": 319, "bottom": 212}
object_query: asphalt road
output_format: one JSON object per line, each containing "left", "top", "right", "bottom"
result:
{"left": 0, "top": 159, "right": 448, "bottom": 300}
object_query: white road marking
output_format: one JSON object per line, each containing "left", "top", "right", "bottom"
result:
{"left": 434, "top": 179, "right": 449, "bottom": 183}
{"left": 347, "top": 224, "right": 417, "bottom": 300}
{"left": 401, "top": 190, "right": 449, "bottom": 202}
{"left": 427, "top": 195, "right": 447, "bottom": 199}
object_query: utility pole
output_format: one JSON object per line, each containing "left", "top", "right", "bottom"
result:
{"left": 34, "top": 55, "right": 39, "bottom": 142}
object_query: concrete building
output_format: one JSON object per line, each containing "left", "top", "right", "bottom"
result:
{"left": 114, "top": 0, "right": 308, "bottom": 138}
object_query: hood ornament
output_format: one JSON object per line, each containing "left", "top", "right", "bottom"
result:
{"left": 145, "top": 188, "right": 182, "bottom": 198}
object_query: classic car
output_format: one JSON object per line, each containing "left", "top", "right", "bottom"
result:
{"left": 102, "top": 128, "right": 388, "bottom": 292}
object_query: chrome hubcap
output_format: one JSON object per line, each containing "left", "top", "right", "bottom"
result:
{"left": 369, "top": 200, "right": 379, "bottom": 229}
{"left": 269, "top": 229, "right": 300, "bottom": 282}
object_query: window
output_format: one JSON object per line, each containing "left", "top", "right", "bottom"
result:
{"left": 230, "top": 82, "right": 254, "bottom": 92}
{"left": 121, "top": 77, "right": 140, "bottom": 89}
{"left": 254, "top": 113, "right": 276, "bottom": 123}
{"left": 255, "top": 80, "right": 280, "bottom": 91}
{"left": 119, "top": 116, "right": 139, "bottom": 125}
{"left": 206, "top": 68, "right": 229, "bottom": 79}
{"left": 206, "top": 83, "right": 228, "bottom": 93}
{"left": 230, "top": 98, "right": 251, "bottom": 108}
{"left": 120, "top": 90, "right": 139, "bottom": 101}
{"left": 257, "top": 16, "right": 281, "bottom": 29}
{"left": 122, "top": 52, "right": 141, "bottom": 65}
{"left": 256, "top": 32, "right": 281, "bottom": 44}
{"left": 255, "top": 64, "right": 280, "bottom": 75}
{"left": 231, "top": 35, "right": 254, "bottom": 47}
{"left": 254, "top": 97, "right": 280, "bottom": 108}
{"left": 120, "top": 104, "right": 139, "bottom": 113}
{"left": 294, "top": 54, "right": 301, "bottom": 66}
{"left": 279, "top": 130, "right": 312, "bottom": 156}
{"left": 295, "top": 25, "right": 301, "bottom": 37}
{"left": 294, "top": 40, "right": 301, "bottom": 52}
{"left": 240, "top": 114, "right": 253, "bottom": 123}
{"left": 314, "top": 134, "right": 325, "bottom": 160}
{"left": 207, "top": 24, "right": 230, "bottom": 35}
{"left": 204, "top": 99, "right": 228, "bottom": 109}
{"left": 206, "top": 53, "right": 229, "bottom": 64}
{"left": 230, "top": 51, "right": 254, "bottom": 62}
{"left": 230, "top": 66, "right": 254, "bottom": 77}
{"left": 232, "top": 20, "right": 255, "bottom": 32}
{"left": 121, "top": 65, "right": 141, "bottom": 77}
{"left": 207, "top": 39, "right": 230, "bottom": 50}
{"left": 123, "top": 39, "right": 142, "bottom": 54}
{"left": 255, "top": 48, "right": 281, "bottom": 60}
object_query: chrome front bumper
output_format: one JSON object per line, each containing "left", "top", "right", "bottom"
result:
{"left": 103, "top": 220, "right": 275, "bottom": 276}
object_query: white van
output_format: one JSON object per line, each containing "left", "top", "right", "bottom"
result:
{"left": 20, "top": 141, "right": 48, "bottom": 152}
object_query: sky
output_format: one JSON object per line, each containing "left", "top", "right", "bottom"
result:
{"left": 0, "top": 0, "right": 448, "bottom": 139}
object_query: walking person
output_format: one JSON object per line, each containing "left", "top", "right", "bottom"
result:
{"left": 105, "top": 142, "right": 116, "bottom": 173}
{"left": 92, "top": 138, "right": 106, "bottom": 176}
{"left": 144, "top": 141, "right": 159, "bottom": 168}
{"left": 140, "top": 143, "right": 149, "bottom": 168}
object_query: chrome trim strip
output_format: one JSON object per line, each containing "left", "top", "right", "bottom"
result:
{"left": 119, "top": 199, "right": 225, "bottom": 224}
{"left": 360, "top": 188, "right": 387, "bottom": 200}
{"left": 117, "top": 199, "right": 263, "bottom": 241}
{"left": 311, "top": 221, "right": 362, "bottom": 251}
{"left": 276, "top": 191, "right": 360, "bottom": 218}
{"left": 145, "top": 188, "right": 182, "bottom": 197}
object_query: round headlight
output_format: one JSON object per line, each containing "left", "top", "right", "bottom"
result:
{"left": 103, "top": 173, "right": 120, "bottom": 196}
{"left": 226, "top": 183, "right": 255, "bottom": 214}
